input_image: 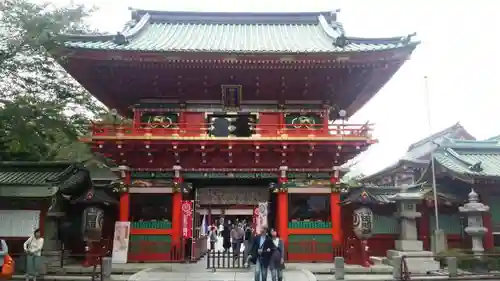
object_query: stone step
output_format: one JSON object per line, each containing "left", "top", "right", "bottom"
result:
{"left": 369, "top": 256, "right": 387, "bottom": 265}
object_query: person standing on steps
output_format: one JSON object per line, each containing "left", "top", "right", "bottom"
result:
{"left": 243, "top": 224, "right": 253, "bottom": 262}
{"left": 247, "top": 225, "right": 276, "bottom": 281}
{"left": 231, "top": 223, "right": 244, "bottom": 258}
{"left": 222, "top": 221, "right": 231, "bottom": 252}
{"left": 24, "top": 229, "right": 44, "bottom": 281}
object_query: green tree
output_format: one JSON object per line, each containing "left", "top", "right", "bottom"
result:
{"left": 0, "top": 0, "right": 106, "bottom": 161}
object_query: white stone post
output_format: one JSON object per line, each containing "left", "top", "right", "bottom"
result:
{"left": 459, "top": 189, "right": 489, "bottom": 258}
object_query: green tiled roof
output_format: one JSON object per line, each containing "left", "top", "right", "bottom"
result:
{"left": 433, "top": 139, "right": 500, "bottom": 178}
{"left": 0, "top": 161, "right": 91, "bottom": 197}
{"left": 0, "top": 161, "right": 75, "bottom": 186}
{"left": 63, "top": 10, "right": 418, "bottom": 53}
{"left": 340, "top": 186, "right": 402, "bottom": 205}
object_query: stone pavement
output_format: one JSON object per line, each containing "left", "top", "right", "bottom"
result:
{"left": 125, "top": 267, "right": 315, "bottom": 281}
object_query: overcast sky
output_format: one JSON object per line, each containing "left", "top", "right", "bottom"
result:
{"left": 45, "top": 0, "right": 500, "bottom": 175}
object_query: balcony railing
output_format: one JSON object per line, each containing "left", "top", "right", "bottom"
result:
{"left": 89, "top": 122, "right": 373, "bottom": 139}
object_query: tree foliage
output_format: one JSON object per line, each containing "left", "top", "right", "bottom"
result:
{"left": 0, "top": 0, "right": 106, "bottom": 161}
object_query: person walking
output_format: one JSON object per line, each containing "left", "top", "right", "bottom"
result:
{"left": 269, "top": 229, "right": 285, "bottom": 281}
{"left": 247, "top": 226, "right": 276, "bottom": 281}
{"left": 209, "top": 225, "right": 218, "bottom": 251}
{"left": 24, "top": 229, "right": 44, "bottom": 281}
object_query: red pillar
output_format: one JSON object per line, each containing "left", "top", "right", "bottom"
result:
{"left": 483, "top": 212, "right": 494, "bottom": 250}
{"left": 119, "top": 171, "right": 130, "bottom": 221}
{"left": 277, "top": 191, "right": 288, "bottom": 247}
{"left": 133, "top": 110, "right": 141, "bottom": 128}
{"left": 278, "top": 113, "right": 285, "bottom": 135}
{"left": 418, "top": 203, "right": 430, "bottom": 250}
{"left": 322, "top": 109, "right": 329, "bottom": 136}
{"left": 172, "top": 187, "right": 183, "bottom": 242}
{"left": 331, "top": 192, "right": 342, "bottom": 244}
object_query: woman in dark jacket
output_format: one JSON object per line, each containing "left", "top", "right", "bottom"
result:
{"left": 269, "top": 229, "right": 285, "bottom": 281}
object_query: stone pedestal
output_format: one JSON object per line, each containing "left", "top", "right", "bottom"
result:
{"left": 387, "top": 190, "right": 439, "bottom": 273}
{"left": 459, "top": 189, "right": 489, "bottom": 258}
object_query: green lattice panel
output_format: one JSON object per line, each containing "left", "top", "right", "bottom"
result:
{"left": 429, "top": 214, "right": 461, "bottom": 234}
{"left": 287, "top": 235, "right": 332, "bottom": 254}
{"left": 129, "top": 235, "right": 172, "bottom": 254}
{"left": 288, "top": 221, "right": 331, "bottom": 229}
{"left": 372, "top": 215, "right": 399, "bottom": 234}
{"left": 131, "top": 221, "right": 172, "bottom": 229}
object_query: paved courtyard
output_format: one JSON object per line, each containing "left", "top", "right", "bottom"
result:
{"left": 126, "top": 267, "right": 314, "bottom": 281}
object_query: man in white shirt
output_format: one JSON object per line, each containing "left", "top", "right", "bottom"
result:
{"left": 24, "top": 228, "right": 44, "bottom": 281}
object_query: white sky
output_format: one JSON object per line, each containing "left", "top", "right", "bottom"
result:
{"left": 45, "top": 0, "right": 500, "bottom": 175}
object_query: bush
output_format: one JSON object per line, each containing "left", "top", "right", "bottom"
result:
{"left": 436, "top": 248, "right": 500, "bottom": 272}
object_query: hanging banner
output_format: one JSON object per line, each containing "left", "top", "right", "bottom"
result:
{"left": 111, "top": 221, "right": 130, "bottom": 264}
{"left": 257, "top": 202, "right": 268, "bottom": 231}
{"left": 253, "top": 207, "right": 259, "bottom": 233}
{"left": 182, "top": 200, "right": 193, "bottom": 238}
{"left": 353, "top": 207, "right": 373, "bottom": 240}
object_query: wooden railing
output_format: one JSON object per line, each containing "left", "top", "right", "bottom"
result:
{"left": 89, "top": 122, "right": 373, "bottom": 139}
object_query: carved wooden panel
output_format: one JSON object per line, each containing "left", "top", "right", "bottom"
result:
{"left": 197, "top": 187, "right": 269, "bottom": 205}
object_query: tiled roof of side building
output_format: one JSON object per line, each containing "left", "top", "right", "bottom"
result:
{"left": 362, "top": 123, "right": 475, "bottom": 182}
{"left": 432, "top": 139, "right": 500, "bottom": 179}
{"left": 0, "top": 161, "right": 92, "bottom": 197}
{"left": 0, "top": 161, "right": 77, "bottom": 186}
{"left": 62, "top": 10, "right": 419, "bottom": 53}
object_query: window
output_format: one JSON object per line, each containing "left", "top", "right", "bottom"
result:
{"left": 288, "top": 194, "right": 331, "bottom": 221}
{"left": 494, "top": 234, "right": 500, "bottom": 248}
{"left": 130, "top": 194, "right": 172, "bottom": 222}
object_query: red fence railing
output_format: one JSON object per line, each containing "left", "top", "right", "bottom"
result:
{"left": 89, "top": 122, "right": 373, "bottom": 139}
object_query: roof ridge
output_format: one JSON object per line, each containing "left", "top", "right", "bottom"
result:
{"left": 132, "top": 9, "right": 337, "bottom": 25}
{"left": 407, "top": 122, "right": 463, "bottom": 151}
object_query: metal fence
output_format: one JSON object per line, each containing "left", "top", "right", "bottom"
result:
{"left": 206, "top": 250, "right": 247, "bottom": 270}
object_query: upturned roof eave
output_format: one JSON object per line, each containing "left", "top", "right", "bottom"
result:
{"left": 362, "top": 158, "right": 428, "bottom": 182}
{"left": 58, "top": 42, "right": 419, "bottom": 56}
{"left": 58, "top": 11, "right": 419, "bottom": 54}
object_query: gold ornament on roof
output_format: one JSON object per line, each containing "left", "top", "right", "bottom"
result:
{"left": 147, "top": 115, "right": 173, "bottom": 128}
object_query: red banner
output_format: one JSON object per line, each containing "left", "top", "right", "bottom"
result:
{"left": 181, "top": 200, "right": 193, "bottom": 238}
{"left": 252, "top": 207, "right": 259, "bottom": 233}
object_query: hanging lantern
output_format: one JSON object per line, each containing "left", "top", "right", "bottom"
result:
{"left": 353, "top": 207, "right": 373, "bottom": 240}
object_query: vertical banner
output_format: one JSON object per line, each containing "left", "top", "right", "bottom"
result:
{"left": 182, "top": 200, "right": 193, "bottom": 238}
{"left": 257, "top": 202, "right": 268, "bottom": 231}
{"left": 253, "top": 207, "right": 259, "bottom": 233}
{"left": 111, "top": 221, "right": 130, "bottom": 264}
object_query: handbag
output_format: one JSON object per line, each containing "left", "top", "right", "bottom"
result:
{"left": 0, "top": 254, "right": 15, "bottom": 279}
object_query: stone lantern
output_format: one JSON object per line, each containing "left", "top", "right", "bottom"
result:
{"left": 387, "top": 187, "right": 439, "bottom": 273}
{"left": 459, "top": 189, "right": 489, "bottom": 257}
